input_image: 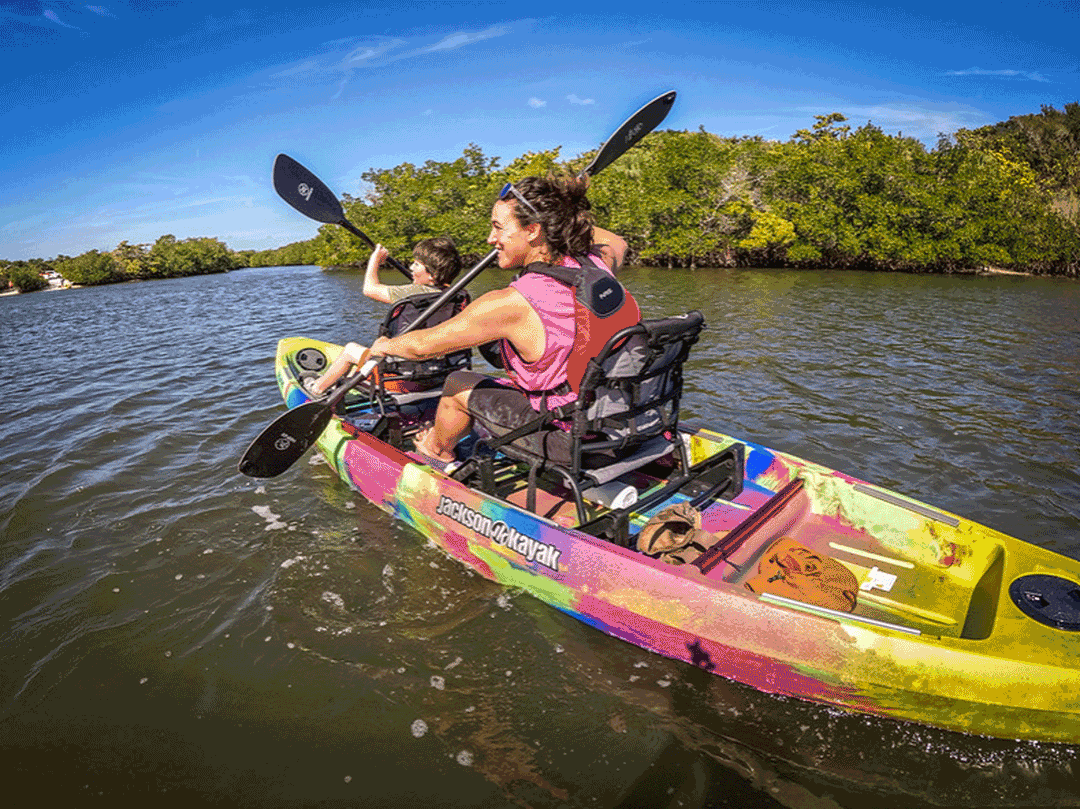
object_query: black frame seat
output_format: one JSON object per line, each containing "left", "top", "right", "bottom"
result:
{"left": 454, "top": 311, "right": 742, "bottom": 537}
{"left": 344, "top": 289, "right": 472, "bottom": 413}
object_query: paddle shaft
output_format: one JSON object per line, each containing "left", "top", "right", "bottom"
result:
{"left": 336, "top": 217, "right": 413, "bottom": 282}
{"left": 326, "top": 248, "right": 498, "bottom": 408}
{"left": 237, "top": 251, "right": 499, "bottom": 479}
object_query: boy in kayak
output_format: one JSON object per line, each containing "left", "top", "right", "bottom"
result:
{"left": 368, "top": 174, "right": 634, "bottom": 468}
{"left": 304, "top": 236, "right": 462, "bottom": 396}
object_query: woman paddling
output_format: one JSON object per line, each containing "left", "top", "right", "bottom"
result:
{"left": 367, "top": 174, "right": 637, "bottom": 468}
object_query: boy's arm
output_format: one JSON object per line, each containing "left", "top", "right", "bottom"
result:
{"left": 362, "top": 244, "right": 394, "bottom": 304}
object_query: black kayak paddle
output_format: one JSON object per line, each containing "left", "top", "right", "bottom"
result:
{"left": 239, "top": 90, "right": 677, "bottom": 479}
{"left": 272, "top": 153, "right": 413, "bottom": 281}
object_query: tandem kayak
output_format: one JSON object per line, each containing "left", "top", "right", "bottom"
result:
{"left": 268, "top": 335, "right": 1080, "bottom": 744}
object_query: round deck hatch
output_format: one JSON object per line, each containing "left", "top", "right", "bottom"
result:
{"left": 296, "top": 348, "right": 327, "bottom": 372}
{"left": 1009, "top": 574, "right": 1080, "bottom": 631}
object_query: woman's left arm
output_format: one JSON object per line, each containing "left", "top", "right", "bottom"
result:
{"left": 591, "top": 227, "right": 628, "bottom": 272}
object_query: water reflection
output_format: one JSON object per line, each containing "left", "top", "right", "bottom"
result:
{"left": 2, "top": 266, "right": 1078, "bottom": 807}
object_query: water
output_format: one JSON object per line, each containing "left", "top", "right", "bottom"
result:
{"left": 2, "top": 265, "right": 1078, "bottom": 808}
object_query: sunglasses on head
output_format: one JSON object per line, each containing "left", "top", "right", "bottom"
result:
{"left": 498, "top": 182, "right": 540, "bottom": 219}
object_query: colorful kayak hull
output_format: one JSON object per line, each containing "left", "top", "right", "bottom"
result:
{"left": 274, "top": 337, "right": 1080, "bottom": 743}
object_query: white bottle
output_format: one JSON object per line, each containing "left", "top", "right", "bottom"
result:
{"left": 582, "top": 480, "right": 638, "bottom": 510}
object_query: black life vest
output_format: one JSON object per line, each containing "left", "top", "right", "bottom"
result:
{"left": 495, "top": 253, "right": 641, "bottom": 398}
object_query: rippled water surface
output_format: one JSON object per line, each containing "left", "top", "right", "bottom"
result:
{"left": 2, "top": 266, "right": 1078, "bottom": 808}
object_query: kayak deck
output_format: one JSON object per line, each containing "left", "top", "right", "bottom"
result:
{"left": 273, "top": 336, "right": 1080, "bottom": 743}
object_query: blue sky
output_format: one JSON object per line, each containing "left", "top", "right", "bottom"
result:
{"left": 1, "top": 1, "right": 1077, "bottom": 261}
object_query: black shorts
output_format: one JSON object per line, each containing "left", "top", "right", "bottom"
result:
{"left": 466, "top": 378, "right": 539, "bottom": 436}
{"left": 466, "top": 378, "right": 574, "bottom": 465}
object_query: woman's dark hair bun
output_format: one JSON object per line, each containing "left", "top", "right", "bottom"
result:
{"left": 515, "top": 174, "right": 595, "bottom": 258}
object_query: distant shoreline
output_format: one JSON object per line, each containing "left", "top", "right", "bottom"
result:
{"left": 8, "top": 263, "right": 1073, "bottom": 299}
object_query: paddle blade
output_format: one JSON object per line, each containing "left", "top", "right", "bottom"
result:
{"left": 583, "top": 90, "right": 676, "bottom": 178}
{"left": 238, "top": 401, "right": 334, "bottom": 478}
{"left": 273, "top": 153, "right": 347, "bottom": 225}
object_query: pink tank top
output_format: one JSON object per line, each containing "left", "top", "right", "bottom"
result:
{"left": 503, "top": 253, "right": 611, "bottom": 412}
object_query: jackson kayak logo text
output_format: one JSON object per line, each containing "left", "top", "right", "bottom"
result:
{"left": 436, "top": 496, "right": 562, "bottom": 571}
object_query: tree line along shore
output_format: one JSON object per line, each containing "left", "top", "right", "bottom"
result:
{"left": 4, "top": 105, "right": 1078, "bottom": 294}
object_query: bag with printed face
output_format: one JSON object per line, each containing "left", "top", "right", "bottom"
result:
{"left": 743, "top": 538, "right": 858, "bottom": 613}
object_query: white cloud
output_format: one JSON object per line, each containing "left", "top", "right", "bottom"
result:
{"left": 945, "top": 67, "right": 1049, "bottom": 83}
{"left": 822, "top": 103, "right": 993, "bottom": 141}
{"left": 528, "top": 97, "right": 547, "bottom": 108}
{"left": 43, "top": 9, "right": 80, "bottom": 30}
{"left": 567, "top": 94, "right": 595, "bottom": 105}
{"left": 85, "top": 5, "right": 115, "bottom": 17}
{"left": 347, "top": 39, "right": 406, "bottom": 64}
{"left": 410, "top": 24, "right": 511, "bottom": 56}
{"left": 262, "top": 24, "right": 520, "bottom": 100}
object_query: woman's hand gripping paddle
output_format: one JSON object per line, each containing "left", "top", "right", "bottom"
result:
{"left": 239, "top": 90, "right": 677, "bottom": 479}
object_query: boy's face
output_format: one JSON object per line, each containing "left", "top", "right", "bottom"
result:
{"left": 410, "top": 260, "right": 434, "bottom": 286}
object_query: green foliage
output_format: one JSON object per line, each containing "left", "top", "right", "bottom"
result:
{"left": 241, "top": 240, "right": 321, "bottom": 267}
{"left": 589, "top": 130, "right": 775, "bottom": 267}
{"left": 146, "top": 235, "right": 238, "bottom": 277}
{"left": 8, "top": 102, "right": 1079, "bottom": 282}
{"left": 761, "top": 114, "right": 1079, "bottom": 273}
{"left": 338, "top": 142, "right": 508, "bottom": 265}
{"left": 112, "top": 241, "right": 152, "bottom": 278}
{"left": 296, "top": 115, "right": 1077, "bottom": 275}
{"left": 738, "top": 210, "right": 796, "bottom": 261}
{"left": 771, "top": 120, "right": 940, "bottom": 268}
{"left": 56, "top": 250, "right": 122, "bottom": 285}
{"left": 50, "top": 236, "right": 239, "bottom": 287}
{"left": 950, "top": 103, "right": 1080, "bottom": 259}
{"left": 960, "top": 103, "right": 1080, "bottom": 196}
{"left": 0, "top": 259, "right": 51, "bottom": 292}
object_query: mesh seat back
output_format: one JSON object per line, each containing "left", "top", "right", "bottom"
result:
{"left": 575, "top": 311, "right": 705, "bottom": 444}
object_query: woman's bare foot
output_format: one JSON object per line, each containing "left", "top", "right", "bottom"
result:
{"left": 413, "top": 425, "right": 455, "bottom": 463}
